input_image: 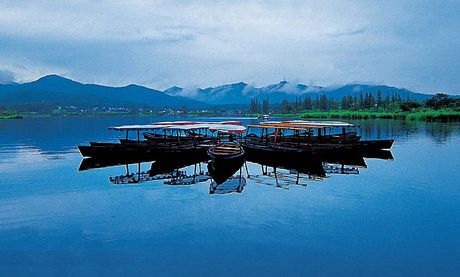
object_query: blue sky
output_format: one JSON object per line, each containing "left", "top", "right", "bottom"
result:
{"left": 0, "top": 0, "right": 459, "bottom": 94}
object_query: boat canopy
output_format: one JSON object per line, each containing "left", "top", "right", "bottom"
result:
{"left": 251, "top": 120, "right": 355, "bottom": 130}
{"left": 165, "top": 123, "right": 246, "bottom": 134}
{"left": 208, "top": 124, "right": 246, "bottom": 134}
{"left": 150, "top": 121, "right": 198, "bottom": 126}
{"left": 149, "top": 120, "right": 243, "bottom": 126}
{"left": 108, "top": 124, "right": 173, "bottom": 131}
{"left": 285, "top": 120, "right": 355, "bottom": 127}
{"left": 109, "top": 121, "right": 246, "bottom": 133}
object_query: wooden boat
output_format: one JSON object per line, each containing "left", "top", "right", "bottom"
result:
{"left": 243, "top": 120, "right": 394, "bottom": 157}
{"left": 280, "top": 131, "right": 361, "bottom": 144}
{"left": 207, "top": 142, "right": 245, "bottom": 184}
{"left": 243, "top": 138, "right": 394, "bottom": 159}
{"left": 142, "top": 120, "right": 243, "bottom": 142}
{"left": 78, "top": 142, "right": 207, "bottom": 159}
{"left": 78, "top": 121, "right": 246, "bottom": 158}
{"left": 207, "top": 141, "right": 245, "bottom": 161}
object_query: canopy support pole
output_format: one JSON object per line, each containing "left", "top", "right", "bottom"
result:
{"left": 274, "top": 167, "right": 279, "bottom": 186}
{"left": 244, "top": 161, "right": 250, "bottom": 178}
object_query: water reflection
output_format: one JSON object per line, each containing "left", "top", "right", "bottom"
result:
{"left": 210, "top": 176, "right": 246, "bottom": 194}
{"left": 78, "top": 147, "right": 394, "bottom": 194}
{"left": 3, "top": 118, "right": 459, "bottom": 276}
{"left": 0, "top": 117, "right": 457, "bottom": 161}
{"left": 246, "top": 149, "right": 392, "bottom": 188}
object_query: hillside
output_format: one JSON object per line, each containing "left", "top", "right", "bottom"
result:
{"left": 164, "top": 81, "right": 433, "bottom": 105}
{"left": 0, "top": 75, "right": 206, "bottom": 111}
{"left": 0, "top": 75, "right": 442, "bottom": 111}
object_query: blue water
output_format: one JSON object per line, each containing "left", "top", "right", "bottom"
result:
{"left": 0, "top": 117, "right": 459, "bottom": 276}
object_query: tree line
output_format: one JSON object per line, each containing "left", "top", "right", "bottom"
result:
{"left": 249, "top": 90, "right": 459, "bottom": 114}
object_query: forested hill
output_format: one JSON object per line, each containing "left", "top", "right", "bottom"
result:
{"left": 0, "top": 75, "right": 446, "bottom": 111}
{"left": 0, "top": 75, "right": 207, "bottom": 111}
{"left": 164, "top": 81, "right": 436, "bottom": 105}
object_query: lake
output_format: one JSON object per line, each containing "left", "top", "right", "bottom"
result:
{"left": 0, "top": 117, "right": 459, "bottom": 276}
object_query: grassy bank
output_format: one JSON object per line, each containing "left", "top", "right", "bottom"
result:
{"left": 405, "top": 109, "right": 460, "bottom": 121}
{"left": 272, "top": 109, "right": 460, "bottom": 122}
{"left": 0, "top": 110, "right": 228, "bottom": 119}
{"left": 0, "top": 109, "right": 23, "bottom": 119}
{"left": 0, "top": 114, "right": 23, "bottom": 119}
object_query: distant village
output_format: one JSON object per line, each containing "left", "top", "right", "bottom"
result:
{"left": 50, "top": 105, "right": 244, "bottom": 117}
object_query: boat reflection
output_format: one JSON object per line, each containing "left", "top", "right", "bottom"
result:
{"left": 210, "top": 176, "right": 246, "bottom": 194}
{"left": 245, "top": 148, "right": 393, "bottom": 188}
{"left": 208, "top": 157, "right": 245, "bottom": 185}
{"left": 78, "top": 147, "right": 393, "bottom": 193}
{"left": 207, "top": 156, "right": 246, "bottom": 194}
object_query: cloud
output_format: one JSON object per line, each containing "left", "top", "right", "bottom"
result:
{"left": 0, "top": 69, "right": 16, "bottom": 83}
{"left": 325, "top": 27, "right": 367, "bottom": 38}
{"left": 0, "top": 0, "right": 459, "bottom": 94}
{"left": 176, "top": 87, "right": 200, "bottom": 98}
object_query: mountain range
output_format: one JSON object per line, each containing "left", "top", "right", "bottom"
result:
{"left": 164, "top": 80, "right": 433, "bottom": 105}
{"left": 0, "top": 75, "right": 206, "bottom": 111}
{"left": 0, "top": 75, "right": 438, "bottom": 110}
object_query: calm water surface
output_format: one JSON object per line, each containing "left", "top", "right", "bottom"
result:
{"left": 0, "top": 117, "right": 459, "bottom": 276}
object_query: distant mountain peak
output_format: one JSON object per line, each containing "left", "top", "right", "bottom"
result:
{"left": 217, "top": 82, "right": 247, "bottom": 89}
{"left": 37, "top": 74, "right": 71, "bottom": 81}
{"left": 163, "top": 86, "right": 184, "bottom": 96}
{"left": 166, "top": 86, "right": 183, "bottom": 91}
{"left": 124, "top": 84, "right": 146, "bottom": 89}
{"left": 33, "top": 74, "right": 80, "bottom": 87}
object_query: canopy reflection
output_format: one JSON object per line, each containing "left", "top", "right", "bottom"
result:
{"left": 78, "top": 147, "right": 393, "bottom": 194}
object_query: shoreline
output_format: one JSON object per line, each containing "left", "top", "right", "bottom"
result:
{"left": 250, "top": 109, "right": 460, "bottom": 122}
{"left": 2, "top": 109, "right": 459, "bottom": 122}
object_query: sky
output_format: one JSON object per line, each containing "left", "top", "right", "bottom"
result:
{"left": 0, "top": 0, "right": 459, "bottom": 94}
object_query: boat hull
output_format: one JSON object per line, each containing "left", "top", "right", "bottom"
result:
{"left": 206, "top": 142, "right": 246, "bottom": 184}
{"left": 242, "top": 139, "right": 394, "bottom": 161}
{"left": 78, "top": 143, "right": 209, "bottom": 159}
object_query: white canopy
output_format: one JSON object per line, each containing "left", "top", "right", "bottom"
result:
{"left": 286, "top": 120, "right": 355, "bottom": 127}
{"left": 260, "top": 120, "right": 355, "bottom": 128}
{"left": 108, "top": 124, "right": 173, "bottom": 131}
{"left": 149, "top": 120, "right": 242, "bottom": 126}
{"left": 109, "top": 121, "right": 246, "bottom": 133}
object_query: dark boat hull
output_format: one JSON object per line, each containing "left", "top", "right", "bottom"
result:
{"left": 208, "top": 155, "right": 245, "bottom": 185}
{"left": 243, "top": 138, "right": 393, "bottom": 153}
{"left": 242, "top": 139, "right": 394, "bottom": 162}
{"left": 78, "top": 143, "right": 209, "bottom": 159}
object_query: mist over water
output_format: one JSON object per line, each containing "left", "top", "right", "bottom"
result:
{"left": 0, "top": 117, "right": 459, "bottom": 276}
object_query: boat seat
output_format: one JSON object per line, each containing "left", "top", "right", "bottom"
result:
{"left": 215, "top": 146, "right": 240, "bottom": 150}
